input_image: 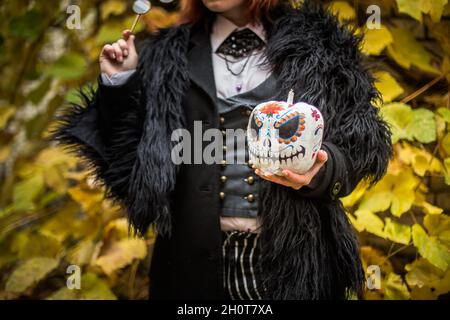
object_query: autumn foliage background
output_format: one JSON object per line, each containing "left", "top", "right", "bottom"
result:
{"left": 0, "top": 0, "right": 449, "bottom": 300}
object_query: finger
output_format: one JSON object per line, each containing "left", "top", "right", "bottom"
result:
{"left": 255, "top": 169, "right": 296, "bottom": 188}
{"left": 316, "top": 150, "right": 328, "bottom": 164}
{"left": 126, "top": 34, "right": 136, "bottom": 53}
{"left": 281, "top": 170, "right": 310, "bottom": 186}
{"left": 304, "top": 150, "right": 328, "bottom": 179}
{"left": 117, "top": 39, "right": 129, "bottom": 56}
{"left": 102, "top": 44, "right": 116, "bottom": 59}
{"left": 112, "top": 43, "right": 123, "bottom": 63}
{"left": 123, "top": 29, "right": 132, "bottom": 40}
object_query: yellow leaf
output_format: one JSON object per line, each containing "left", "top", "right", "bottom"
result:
{"left": 0, "top": 145, "right": 11, "bottom": 163}
{"left": 13, "top": 173, "right": 45, "bottom": 211}
{"left": 341, "top": 180, "right": 368, "bottom": 207}
{"left": 360, "top": 246, "right": 393, "bottom": 275}
{"left": 424, "top": 215, "right": 450, "bottom": 239}
{"left": 444, "top": 157, "right": 450, "bottom": 185}
{"left": 67, "top": 240, "right": 97, "bottom": 266}
{"left": 362, "top": 25, "right": 393, "bottom": 56}
{"left": 421, "top": 0, "right": 449, "bottom": 22}
{"left": 15, "top": 231, "right": 61, "bottom": 259}
{"left": 387, "top": 27, "right": 440, "bottom": 74}
{"left": 67, "top": 185, "right": 104, "bottom": 216}
{"left": 359, "top": 190, "right": 393, "bottom": 213}
{"left": 412, "top": 224, "right": 450, "bottom": 271}
{"left": 380, "top": 103, "right": 414, "bottom": 143}
{"left": 95, "top": 239, "right": 147, "bottom": 275}
{"left": 398, "top": 142, "right": 442, "bottom": 176}
{"left": 391, "top": 168, "right": 419, "bottom": 217}
{"left": 384, "top": 272, "right": 410, "bottom": 299}
{"left": 0, "top": 105, "right": 15, "bottom": 129}
{"left": 374, "top": 71, "right": 404, "bottom": 103}
{"left": 47, "top": 273, "right": 117, "bottom": 300}
{"left": 396, "top": 0, "right": 423, "bottom": 21}
{"left": 328, "top": 1, "right": 356, "bottom": 22}
{"left": 406, "top": 258, "right": 450, "bottom": 298}
{"left": 354, "top": 209, "right": 385, "bottom": 237}
{"left": 5, "top": 257, "right": 59, "bottom": 293}
{"left": 384, "top": 218, "right": 411, "bottom": 244}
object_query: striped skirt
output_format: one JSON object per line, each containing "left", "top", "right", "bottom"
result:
{"left": 222, "top": 230, "right": 265, "bottom": 300}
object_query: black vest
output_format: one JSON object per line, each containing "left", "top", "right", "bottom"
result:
{"left": 217, "top": 74, "right": 280, "bottom": 218}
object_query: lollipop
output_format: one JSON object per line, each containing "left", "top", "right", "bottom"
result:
{"left": 130, "top": 0, "right": 151, "bottom": 33}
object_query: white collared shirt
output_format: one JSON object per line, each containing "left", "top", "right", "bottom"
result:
{"left": 210, "top": 15, "right": 271, "bottom": 99}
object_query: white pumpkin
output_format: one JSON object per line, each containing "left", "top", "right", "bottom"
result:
{"left": 247, "top": 91, "right": 324, "bottom": 175}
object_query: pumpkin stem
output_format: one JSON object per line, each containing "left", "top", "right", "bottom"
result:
{"left": 287, "top": 89, "right": 295, "bottom": 106}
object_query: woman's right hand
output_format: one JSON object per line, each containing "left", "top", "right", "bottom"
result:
{"left": 100, "top": 30, "right": 138, "bottom": 78}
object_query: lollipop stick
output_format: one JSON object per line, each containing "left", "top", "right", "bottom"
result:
{"left": 130, "top": 14, "right": 142, "bottom": 33}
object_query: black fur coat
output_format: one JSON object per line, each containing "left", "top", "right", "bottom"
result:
{"left": 52, "top": 1, "right": 392, "bottom": 299}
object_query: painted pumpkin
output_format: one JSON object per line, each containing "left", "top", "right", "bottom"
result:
{"left": 247, "top": 91, "right": 324, "bottom": 175}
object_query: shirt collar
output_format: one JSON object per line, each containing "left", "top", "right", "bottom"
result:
{"left": 211, "top": 15, "right": 267, "bottom": 53}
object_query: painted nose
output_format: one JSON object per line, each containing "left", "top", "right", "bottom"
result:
{"left": 263, "top": 138, "right": 272, "bottom": 148}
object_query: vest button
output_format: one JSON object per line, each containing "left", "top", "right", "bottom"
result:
{"left": 246, "top": 176, "right": 255, "bottom": 185}
{"left": 246, "top": 194, "right": 255, "bottom": 203}
{"left": 219, "top": 192, "right": 226, "bottom": 200}
{"left": 220, "top": 116, "right": 225, "bottom": 125}
{"left": 221, "top": 160, "right": 227, "bottom": 167}
{"left": 220, "top": 176, "right": 227, "bottom": 183}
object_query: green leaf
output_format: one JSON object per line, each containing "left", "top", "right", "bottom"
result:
{"left": 381, "top": 104, "right": 437, "bottom": 143}
{"left": 5, "top": 257, "right": 59, "bottom": 293}
{"left": 412, "top": 224, "right": 450, "bottom": 271}
{"left": 406, "top": 108, "right": 436, "bottom": 143}
{"left": 47, "top": 53, "right": 87, "bottom": 80}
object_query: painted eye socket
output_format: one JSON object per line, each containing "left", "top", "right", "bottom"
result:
{"left": 250, "top": 113, "right": 263, "bottom": 137}
{"left": 278, "top": 117, "right": 299, "bottom": 139}
{"left": 274, "top": 112, "right": 306, "bottom": 144}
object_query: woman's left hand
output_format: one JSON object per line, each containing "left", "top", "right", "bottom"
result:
{"left": 254, "top": 150, "right": 328, "bottom": 190}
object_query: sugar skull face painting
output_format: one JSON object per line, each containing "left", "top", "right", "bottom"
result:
{"left": 247, "top": 91, "right": 324, "bottom": 175}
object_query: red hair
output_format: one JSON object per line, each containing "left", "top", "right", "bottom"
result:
{"left": 179, "top": 0, "right": 281, "bottom": 25}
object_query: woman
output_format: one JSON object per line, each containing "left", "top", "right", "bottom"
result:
{"left": 53, "top": 0, "right": 392, "bottom": 300}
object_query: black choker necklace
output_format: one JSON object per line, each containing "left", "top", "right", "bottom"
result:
{"left": 216, "top": 28, "right": 264, "bottom": 58}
